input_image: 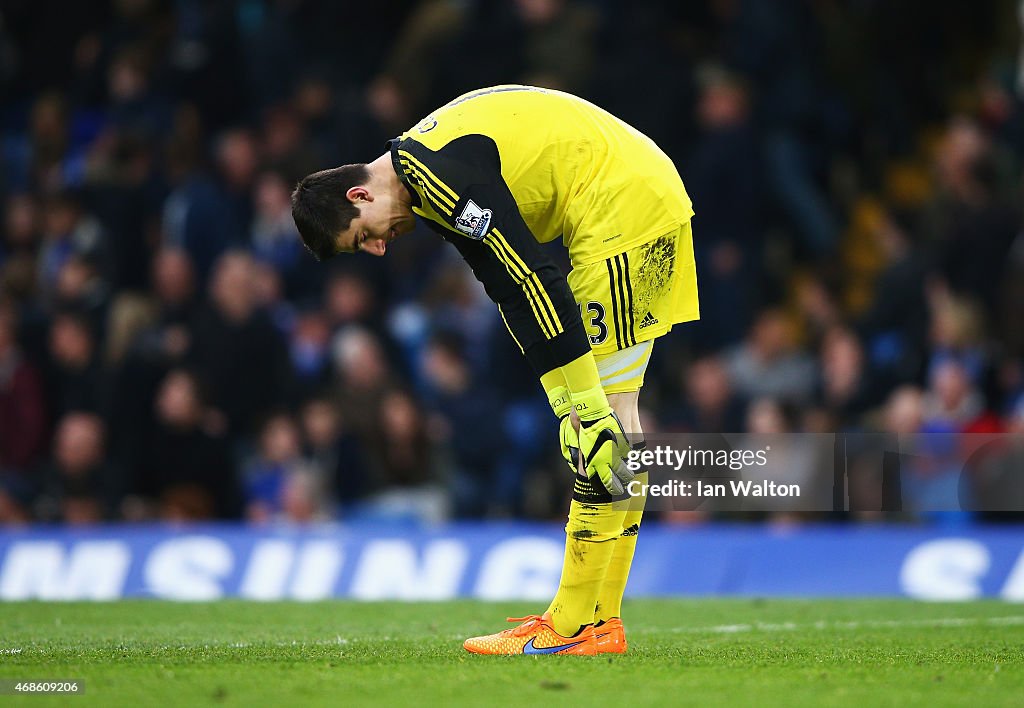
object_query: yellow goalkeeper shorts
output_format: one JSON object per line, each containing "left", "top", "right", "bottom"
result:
{"left": 568, "top": 220, "right": 699, "bottom": 362}
{"left": 594, "top": 339, "right": 654, "bottom": 394}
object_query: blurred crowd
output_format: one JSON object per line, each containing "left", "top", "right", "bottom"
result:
{"left": 1, "top": 0, "right": 1023, "bottom": 525}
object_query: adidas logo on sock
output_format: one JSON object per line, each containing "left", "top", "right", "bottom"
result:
{"left": 638, "top": 311, "right": 659, "bottom": 329}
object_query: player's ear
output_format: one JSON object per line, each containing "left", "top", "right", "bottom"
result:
{"left": 345, "top": 186, "right": 371, "bottom": 203}
{"left": 360, "top": 237, "right": 387, "bottom": 257}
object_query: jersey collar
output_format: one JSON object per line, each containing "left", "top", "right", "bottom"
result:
{"left": 386, "top": 137, "right": 421, "bottom": 208}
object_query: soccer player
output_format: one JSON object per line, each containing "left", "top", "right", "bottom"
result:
{"left": 291, "top": 85, "right": 698, "bottom": 655}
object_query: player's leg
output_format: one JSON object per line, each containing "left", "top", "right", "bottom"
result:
{"left": 464, "top": 364, "right": 617, "bottom": 655}
{"left": 543, "top": 384, "right": 629, "bottom": 639}
{"left": 577, "top": 220, "right": 699, "bottom": 651}
{"left": 465, "top": 222, "right": 698, "bottom": 655}
{"left": 596, "top": 389, "right": 645, "bottom": 626}
{"left": 592, "top": 356, "right": 649, "bottom": 654}
{"left": 463, "top": 483, "right": 621, "bottom": 655}
{"left": 534, "top": 348, "right": 650, "bottom": 654}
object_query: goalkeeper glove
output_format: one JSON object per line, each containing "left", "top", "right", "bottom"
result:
{"left": 573, "top": 386, "right": 634, "bottom": 496}
{"left": 548, "top": 385, "right": 580, "bottom": 474}
{"left": 558, "top": 413, "right": 581, "bottom": 474}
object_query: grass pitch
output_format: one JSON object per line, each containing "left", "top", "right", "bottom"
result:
{"left": 1, "top": 600, "right": 1022, "bottom": 707}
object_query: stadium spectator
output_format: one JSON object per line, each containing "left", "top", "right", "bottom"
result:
{"left": 370, "top": 388, "right": 435, "bottom": 491}
{"left": 359, "top": 388, "right": 446, "bottom": 523}
{"left": 213, "top": 128, "right": 259, "bottom": 238}
{"left": 323, "top": 270, "right": 378, "bottom": 333}
{"left": 105, "top": 43, "right": 173, "bottom": 138}
{"left": 855, "top": 205, "right": 929, "bottom": 387}
{"left": 0, "top": 308, "right": 47, "bottom": 512}
{"left": 44, "top": 311, "right": 106, "bottom": 418}
{"left": 330, "top": 326, "right": 394, "bottom": 440}
{"left": 243, "top": 411, "right": 326, "bottom": 524}
{"left": 883, "top": 386, "right": 926, "bottom": 437}
{"left": 37, "top": 412, "right": 111, "bottom": 524}
{"left": 250, "top": 258, "right": 294, "bottom": 335}
{"left": 512, "top": 0, "right": 599, "bottom": 94}
{"left": 251, "top": 170, "right": 317, "bottom": 299}
{"left": 420, "top": 261, "right": 497, "bottom": 378}
{"left": 103, "top": 249, "right": 195, "bottom": 479}
{"left": 815, "top": 325, "right": 880, "bottom": 429}
{"left": 103, "top": 293, "right": 156, "bottom": 367}
{"left": 83, "top": 131, "right": 163, "bottom": 292}
{"left": 922, "top": 360, "right": 984, "bottom": 433}
{"left": 300, "top": 396, "right": 368, "bottom": 510}
{"left": 847, "top": 385, "right": 925, "bottom": 517}
{"left": 420, "top": 333, "right": 499, "bottom": 517}
{"left": 53, "top": 255, "right": 111, "bottom": 330}
{"left": 280, "top": 467, "right": 330, "bottom": 524}
{"left": 188, "top": 250, "right": 291, "bottom": 437}
{"left": 259, "top": 105, "right": 317, "bottom": 181}
{"left": 161, "top": 107, "right": 241, "bottom": 281}
{"left": 793, "top": 274, "right": 843, "bottom": 343}
{"left": 1, "top": 92, "right": 87, "bottom": 195}
{"left": 744, "top": 397, "right": 821, "bottom": 519}
{"left": 721, "top": 0, "right": 840, "bottom": 257}
{"left": 725, "top": 309, "right": 817, "bottom": 405}
{"left": 289, "top": 310, "right": 332, "bottom": 399}
{"left": 103, "top": 293, "right": 160, "bottom": 485}
{"left": 664, "top": 355, "right": 746, "bottom": 433}
{"left": 134, "top": 368, "right": 237, "bottom": 521}
{"left": 1, "top": 194, "right": 41, "bottom": 263}
{"left": 293, "top": 74, "right": 342, "bottom": 161}
{"left": 924, "top": 117, "right": 1020, "bottom": 320}
{"left": 36, "top": 192, "right": 109, "bottom": 306}
{"left": 914, "top": 362, "right": 983, "bottom": 514}
{"left": 150, "top": 247, "right": 197, "bottom": 327}
{"left": 926, "top": 291, "right": 989, "bottom": 387}
{"left": 686, "top": 65, "right": 762, "bottom": 348}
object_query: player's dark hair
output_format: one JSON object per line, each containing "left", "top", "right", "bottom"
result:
{"left": 291, "top": 164, "right": 370, "bottom": 261}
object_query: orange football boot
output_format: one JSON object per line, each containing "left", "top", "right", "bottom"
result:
{"left": 463, "top": 613, "right": 597, "bottom": 655}
{"left": 594, "top": 617, "right": 627, "bottom": 654}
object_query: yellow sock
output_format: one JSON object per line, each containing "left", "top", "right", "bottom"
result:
{"left": 547, "top": 495, "right": 626, "bottom": 636}
{"left": 594, "top": 471, "right": 647, "bottom": 623}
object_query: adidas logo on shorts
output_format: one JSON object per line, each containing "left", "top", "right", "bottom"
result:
{"left": 638, "top": 311, "right": 659, "bottom": 329}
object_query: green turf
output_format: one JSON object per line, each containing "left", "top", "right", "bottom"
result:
{"left": 0, "top": 600, "right": 1022, "bottom": 707}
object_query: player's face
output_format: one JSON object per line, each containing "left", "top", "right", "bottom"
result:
{"left": 337, "top": 191, "right": 415, "bottom": 257}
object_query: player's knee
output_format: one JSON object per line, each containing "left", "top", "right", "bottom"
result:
{"left": 606, "top": 390, "right": 642, "bottom": 440}
{"left": 606, "top": 390, "right": 639, "bottom": 415}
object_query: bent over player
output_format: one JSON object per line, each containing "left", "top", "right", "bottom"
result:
{"left": 291, "top": 85, "right": 699, "bottom": 655}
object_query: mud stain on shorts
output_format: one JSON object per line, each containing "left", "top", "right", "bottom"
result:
{"left": 633, "top": 234, "right": 676, "bottom": 314}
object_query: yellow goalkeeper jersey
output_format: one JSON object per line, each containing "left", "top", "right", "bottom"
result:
{"left": 387, "top": 85, "right": 695, "bottom": 375}
{"left": 393, "top": 84, "right": 693, "bottom": 267}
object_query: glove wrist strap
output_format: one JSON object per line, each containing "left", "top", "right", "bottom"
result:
{"left": 571, "top": 384, "right": 612, "bottom": 423}
{"left": 548, "top": 385, "right": 572, "bottom": 419}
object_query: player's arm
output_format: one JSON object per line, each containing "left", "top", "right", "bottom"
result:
{"left": 394, "top": 135, "right": 584, "bottom": 369}
{"left": 395, "top": 135, "right": 632, "bottom": 493}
